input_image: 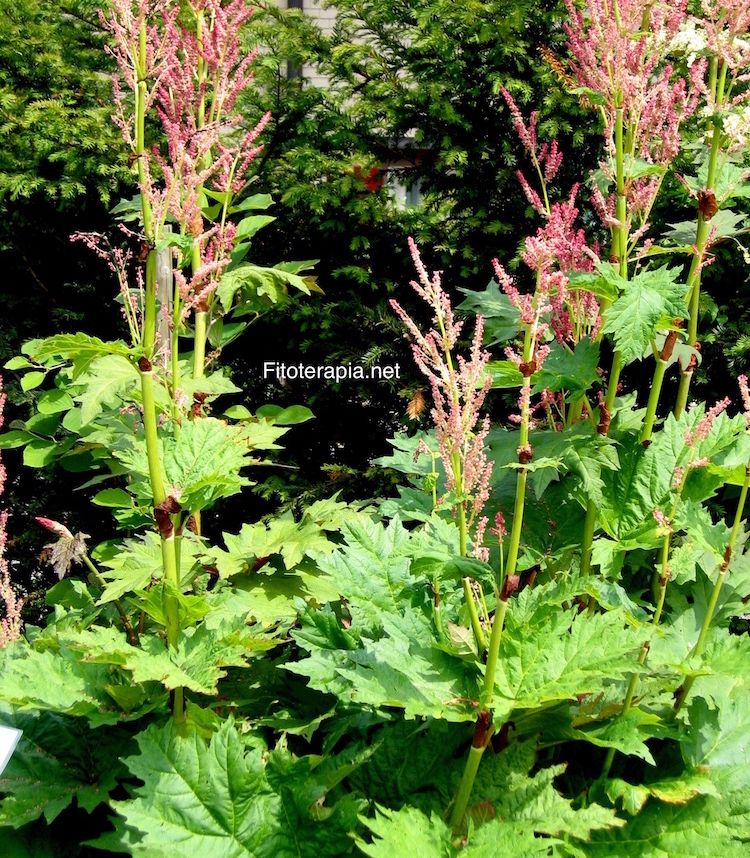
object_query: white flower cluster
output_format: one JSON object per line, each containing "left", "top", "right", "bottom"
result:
{"left": 723, "top": 103, "right": 750, "bottom": 150}
{"left": 670, "top": 18, "right": 708, "bottom": 66}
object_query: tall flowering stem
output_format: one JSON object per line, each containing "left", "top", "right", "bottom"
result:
{"left": 500, "top": 87, "right": 607, "bottom": 577}
{"left": 564, "top": 0, "right": 700, "bottom": 416}
{"left": 448, "top": 319, "right": 534, "bottom": 831}
{"left": 390, "top": 239, "right": 492, "bottom": 559}
{"left": 673, "top": 0, "right": 750, "bottom": 413}
{"left": 602, "top": 396, "right": 730, "bottom": 777}
{"left": 0, "top": 378, "right": 24, "bottom": 649}
{"left": 449, "top": 249, "right": 558, "bottom": 830}
{"left": 675, "top": 61, "right": 728, "bottom": 415}
{"left": 563, "top": 0, "right": 705, "bottom": 572}
{"left": 393, "top": 243, "right": 518, "bottom": 830}
{"left": 100, "top": 0, "right": 268, "bottom": 721}
{"left": 673, "top": 378, "right": 750, "bottom": 713}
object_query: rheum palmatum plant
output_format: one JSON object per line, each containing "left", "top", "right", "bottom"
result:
{"left": 352, "top": 0, "right": 750, "bottom": 849}
{"left": 0, "top": 1, "right": 375, "bottom": 853}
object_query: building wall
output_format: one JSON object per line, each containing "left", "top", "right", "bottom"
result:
{"left": 276, "top": 2, "right": 422, "bottom": 208}
{"left": 280, "top": 0, "right": 337, "bottom": 87}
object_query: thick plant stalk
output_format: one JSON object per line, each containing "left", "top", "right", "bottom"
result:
{"left": 675, "top": 59, "right": 727, "bottom": 417}
{"left": 581, "top": 99, "right": 628, "bottom": 573}
{"left": 640, "top": 332, "right": 679, "bottom": 444}
{"left": 133, "top": 29, "right": 183, "bottom": 720}
{"left": 193, "top": 310, "right": 209, "bottom": 380}
{"left": 172, "top": 278, "right": 182, "bottom": 403}
{"left": 191, "top": 231, "right": 208, "bottom": 381}
{"left": 580, "top": 503, "right": 598, "bottom": 576}
{"left": 140, "top": 299, "right": 184, "bottom": 721}
{"left": 449, "top": 595, "right": 510, "bottom": 831}
{"left": 191, "top": 6, "right": 210, "bottom": 383}
{"left": 449, "top": 327, "right": 533, "bottom": 831}
{"left": 439, "top": 308, "right": 469, "bottom": 558}
{"left": 463, "top": 578, "right": 487, "bottom": 653}
{"left": 505, "top": 327, "right": 534, "bottom": 576}
{"left": 640, "top": 357, "right": 668, "bottom": 443}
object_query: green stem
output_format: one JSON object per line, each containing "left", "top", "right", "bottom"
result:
{"left": 171, "top": 281, "right": 181, "bottom": 410}
{"left": 193, "top": 310, "right": 208, "bottom": 380}
{"left": 580, "top": 349, "right": 623, "bottom": 575}
{"left": 449, "top": 597, "right": 509, "bottom": 831}
{"left": 450, "top": 746, "right": 486, "bottom": 830}
{"left": 140, "top": 322, "right": 183, "bottom": 720}
{"left": 580, "top": 502, "right": 598, "bottom": 576}
{"left": 674, "top": 364, "right": 691, "bottom": 418}
{"left": 140, "top": 366, "right": 165, "bottom": 504}
{"left": 640, "top": 357, "right": 668, "bottom": 444}
{"left": 481, "top": 598, "right": 509, "bottom": 710}
{"left": 161, "top": 533, "right": 184, "bottom": 722}
{"left": 505, "top": 326, "right": 534, "bottom": 576}
{"left": 581, "top": 100, "right": 631, "bottom": 580}
{"left": 431, "top": 455, "right": 438, "bottom": 510}
{"left": 606, "top": 99, "right": 629, "bottom": 413}
{"left": 81, "top": 554, "right": 139, "bottom": 647}
{"left": 605, "top": 349, "right": 624, "bottom": 419}
{"left": 675, "top": 59, "right": 727, "bottom": 417}
{"left": 613, "top": 102, "right": 628, "bottom": 276}
{"left": 567, "top": 396, "right": 584, "bottom": 428}
{"left": 133, "top": 19, "right": 183, "bottom": 724}
{"left": 432, "top": 577, "right": 446, "bottom": 641}
{"left": 135, "top": 20, "right": 152, "bottom": 240}
{"left": 463, "top": 578, "right": 487, "bottom": 653}
{"left": 143, "top": 252, "right": 158, "bottom": 359}
{"left": 449, "top": 324, "right": 534, "bottom": 830}
{"left": 602, "top": 524, "right": 672, "bottom": 779}
{"left": 674, "top": 465, "right": 750, "bottom": 714}
{"left": 161, "top": 535, "right": 181, "bottom": 648}
{"left": 653, "top": 530, "right": 672, "bottom": 627}
{"left": 452, "top": 448, "right": 468, "bottom": 556}
{"left": 505, "top": 468, "right": 528, "bottom": 577}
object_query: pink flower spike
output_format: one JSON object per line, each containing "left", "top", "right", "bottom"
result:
{"left": 392, "top": 242, "right": 494, "bottom": 525}
{"left": 500, "top": 87, "right": 536, "bottom": 155}
{"left": 684, "top": 396, "right": 731, "bottom": 445}
{"left": 564, "top": 0, "right": 698, "bottom": 169}
{"left": 490, "top": 511, "right": 507, "bottom": 540}
{"left": 739, "top": 374, "right": 750, "bottom": 429}
{"left": 1, "top": 375, "right": 24, "bottom": 647}
{"left": 35, "top": 517, "right": 75, "bottom": 540}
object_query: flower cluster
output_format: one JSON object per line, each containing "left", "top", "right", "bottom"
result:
{"left": 565, "top": 0, "right": 703, "bottom": 231}
{"left": 684, "top": 396, "right": 731, "bottom": 447}
{"left": 666, "top": 396, "right": 731, "bottom": 491}
{"left": 391, "top": 240, "right": 493, "bottom": 555}
{"left": 738, "top": 374, "right": 750, "bottom": 428}
{"left": 71, "top": 231, "right": 143, "bottom": 344}
{"left": 498, "top": 91, "right": 602, "bottom": 359}
{"left": 101, "top": 0, "right": 271, "bottom": 314}
{"left": 500, "top": 87, "right": 563, "bottom": 216}
{"left": 103, "top": 0, "right": 180, "bottom": 149}
{"left": 700, "top": 0, "right": 750, "bottom": 72}
{"left": 564, "top": 0, "right": 694, "bottom": 154}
